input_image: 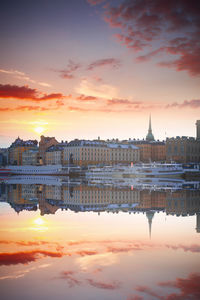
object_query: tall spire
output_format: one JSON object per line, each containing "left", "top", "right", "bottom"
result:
{"left": 146, "top": 211, "right": 155, "bottom": 239}
{"left": 146, "top": 114, "right": 155, "bottom": 141}
{"left": 149, "top": 114, "right": 152, "bottom": 131}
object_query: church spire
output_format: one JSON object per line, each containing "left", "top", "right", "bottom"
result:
{"left": 146, "top": 114, "right": 155, "bottom": 141}
{"left": 146, "top": 211, "right": 155, "bottom": 239}
{"left": 149, "top": 114, "right": 152, "bottom": 131}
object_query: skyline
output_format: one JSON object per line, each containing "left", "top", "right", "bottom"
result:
{"left": 1, "top": 0, "right": 200, "bottom": 147}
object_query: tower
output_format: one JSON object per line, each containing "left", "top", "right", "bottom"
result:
{"left": 146, "top": 210, "right": 155, "bottom": 239}
{"left": 146, "top": 115, "right": 155, "bottom": 141}
{"left": 196, "top": 120, "right": 200, "bottom": 141}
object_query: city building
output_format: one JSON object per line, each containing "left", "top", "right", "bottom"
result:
{"left": 166, "top": 120, "right": 200, "bottom": 163}
{"left": 0, "top": 148, "right": 8, "bottom": 166}
{"left": 63, "top": 140, "right": 110, "bottom": 166}
{"left": 63, "top": 140, "right": 139, "bottom": 166}
{"left": 39, "top": 135, "right": 58, "bottom": 165}
{"left": 22, "top": 148, "right": 39, "bottom": 165}
{"left": 129, "top": 140, "right": 166, "bottom": 162}
{"left": 196, "top": 120, "right": 200, "bottom": 141}
{"left": 166, "top": 136, "right": 200, "bottom": 163}
{"left": 9, "top": 137, "right": 38, "bottom": 165}
{"left": 45, "top": 142, "right": 68, "bottom": 165}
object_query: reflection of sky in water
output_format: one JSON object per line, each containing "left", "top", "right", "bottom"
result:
{"left": 0, "top": 181, "right": 200, "bottom": 300}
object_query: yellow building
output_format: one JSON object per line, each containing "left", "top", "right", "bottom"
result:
{"left": 63, "top": 140, "right": 139, "bottom": 166}
{"left": 22, "top": 149, "right": 39, "bottom": 165}
{"left": 45, "top": 143, "right": 67, "bottom": 165}
{"left": 39, "top": 135, "right": 58, "bottom": 165}
{"left": 9, "top": 137, "right": 38, "bottom": 165}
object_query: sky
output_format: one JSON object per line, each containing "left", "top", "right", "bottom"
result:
{"left": 0, "top": 0, "right": 200, "bottom": 147}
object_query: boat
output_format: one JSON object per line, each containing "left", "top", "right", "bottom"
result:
{"left": 86, "top": 163, "right": 185, "bottom": 179}
{"left": 0, "top": 165, "right": 81, "bottom": 176}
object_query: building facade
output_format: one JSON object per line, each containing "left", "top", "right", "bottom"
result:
{"left": 39, "top": 135, "right": 58, "bottom": 165}
{"left": 166, "top": 136, "right": 200, "bottom": 163}
{"left": 45, "top": 143, "right": 68, "bottom": 165}
{"left": 129, "top": 140, "right": 166, "bottom": 162}
{"left": 63, "top": 140, "right": 140, "bottom": 166}
{"left": 22, "top": 149, "right": 39, "bottom": 165}
{"left": 196, "top": 120, "right": 200, "bottom": 141}
{"left": 9, "top": 138, "right": 38, "bottom": 165}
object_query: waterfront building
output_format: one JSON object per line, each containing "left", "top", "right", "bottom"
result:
{"left": 22, "top": 148, "right": 39, "bottom": 165}
{"left": 45, "top": 142, "right": 68, "bottom": 165}
{"left": 9, "top": 137, "right": 38, "bottom": 165}
{"left": 166, "top": 190, "right": 200, "bottom": 217}
{"left": 0, "top": 148, "right": 8, "bottom": 166}
{"left": 39, "top": 135, "right": 58, "bottom": 165}
{"left": 63, "top": 140, "right": 109, "bottom": 166}
{"left": 63, "top": 139, "right": 139, "bottom": 166}
{"left": 166, "top": 136, "right": 200, "bottom": 163}
{"left": 129, "top": 140, "right": 166, "bottom": 162}
{"left": 196, "top": 120, "right": 200, "bottom": 141}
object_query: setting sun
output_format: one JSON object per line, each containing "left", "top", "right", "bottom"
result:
{"left": 34, "top": 126, "right": 45, "bottom": 135}
{"left": 33, "top": 217, "right": 45, "bottom": 226}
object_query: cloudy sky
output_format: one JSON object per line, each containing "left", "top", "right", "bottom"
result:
{"left": 0, "top": 0, "right": 200, "bottom": 146}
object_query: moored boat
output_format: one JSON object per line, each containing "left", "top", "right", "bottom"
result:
{"left": 0, "top": 165, "right": 81, "bottom": 176}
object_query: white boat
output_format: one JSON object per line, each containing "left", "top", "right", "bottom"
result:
{"left": 0, "top": 165, "right": 81, "bottom": 175}
{"left": 86, "top": 163, "right": 185, "bottom": 178}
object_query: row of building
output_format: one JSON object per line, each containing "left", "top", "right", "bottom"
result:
{"left": 1, "top": 118, "right": 200, "bottom": 166}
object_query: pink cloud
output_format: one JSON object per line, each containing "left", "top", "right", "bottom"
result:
{"left": 136, "top": 285, "right": 163, "bottom": 299}
{"left": 56, "top": 59, "right": 81, "bottom": 79}
{"left": 56, "top": 271, "right": 82, "bottom": 287}
{"left": 166, "top": 100, "right": 200, "bottom": 109}
{"left": 76, "top": 94, "right": 98, "bottom": 101}
{"left": 87, "top": 278, "right": 121, "bottom": 290}
{"left": 87, "top": 58, "right": 121, "bottom": 71}
{"left": 87, "top": 0, "right": 106, "bottom": 6}
{"left": 165, "top": 244, "right": 200, "bottom": 253}
{"left": 101, "top": 0, "right": 200, "bottom": 76}
{"left": 159, "top": 273, "right": 200, "bottom": 299}
{"left": 107, "top": 98, "right": 142, "bottom": 106}
{"left": 133, "top": 273, "right": 200, "bottom": 300}
{"left": 127, "top": 296, "right": 144, "bottom": 300}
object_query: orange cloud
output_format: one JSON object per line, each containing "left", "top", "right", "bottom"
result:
{"left": 0, "top": 250, "right": 64, "bottom": 266}
{"left": 75, "top": 250, "right": 99, "bottom": 256}
{"left": 0, "top": 84, "right": 64, "bottom": 101}
{"left": 76, "top": 94, "right": 98, "bottom": 101}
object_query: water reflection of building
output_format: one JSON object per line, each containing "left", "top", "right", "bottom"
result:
{"left": 6, "top": 184, "right": 38, "bottom": 213}
{"left": 1, "top": 182, "right": 200, "bottom": 234}
{"left": 166, "top": 190, "right": 200, "bottom": 216}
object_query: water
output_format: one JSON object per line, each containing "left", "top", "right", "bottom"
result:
{"left": 0, "top": 177, "right": 200, "bottom": 300}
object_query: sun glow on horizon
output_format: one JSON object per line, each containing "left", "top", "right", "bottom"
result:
{"left": 33, "top": 217, "right": 45, "bottom": 226}
{"left": 30, "top": 217, "right": 48, "bottom": 231}
{"left": 34, "top": 126, "right": 46, "bottom": 135}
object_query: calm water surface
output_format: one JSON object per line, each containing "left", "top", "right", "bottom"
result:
{"left": 0, "top": 176, "right": 200, "bottom": 300}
